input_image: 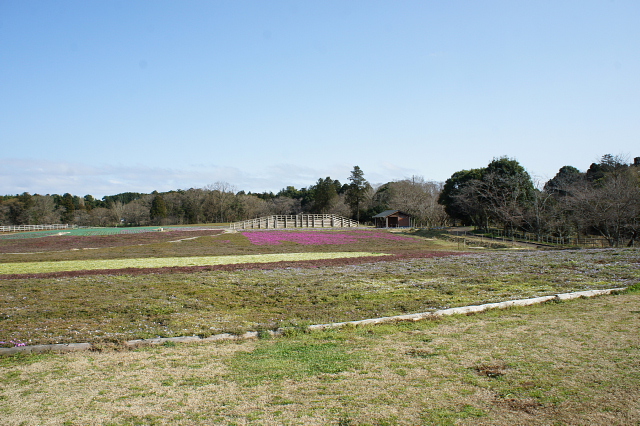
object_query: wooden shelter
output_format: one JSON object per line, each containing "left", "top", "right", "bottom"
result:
{"left": 372, "top": 210, "right": 412, "bottom": 228}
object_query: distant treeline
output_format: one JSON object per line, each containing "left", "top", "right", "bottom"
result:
{"left": 2, "top": 156, "right": 639, "bottom": 246}
{"left": 0, "top": 166, "right": 446, "bottom": 229}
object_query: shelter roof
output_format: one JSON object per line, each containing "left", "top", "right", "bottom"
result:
{"left": 372, "top": 210, "right": 410, "bottom": 218}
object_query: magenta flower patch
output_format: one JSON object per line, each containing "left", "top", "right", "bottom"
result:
{"left": 241, "top": 230, "right": 415, "bottom": 245}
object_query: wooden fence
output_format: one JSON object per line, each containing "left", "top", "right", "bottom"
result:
{"left": 230, "top": 215, "right": 360, "bottom": 230}
{"left": 0, "top": 224, "right": 74, "bottom": 233}
{"left": 451, "top": 229, "right": 614, "bottom": 248}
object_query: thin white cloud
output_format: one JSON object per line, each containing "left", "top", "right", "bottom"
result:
{"left": 0, "top": 158, "right": 450, "bottom": 198}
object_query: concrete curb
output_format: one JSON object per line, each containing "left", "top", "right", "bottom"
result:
{"left": 0, "top": 287, "right": 626, "bottom": 356}
{"left": 0, "top": 343, "right": 91, "bottom": 356}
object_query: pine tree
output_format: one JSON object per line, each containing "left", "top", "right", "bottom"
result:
{"left": 345, "top": 166, "right": 370, "bottom": 222}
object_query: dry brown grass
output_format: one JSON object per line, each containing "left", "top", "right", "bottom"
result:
{"left": 1, "top": 292, "right": 638, "bottom": 425}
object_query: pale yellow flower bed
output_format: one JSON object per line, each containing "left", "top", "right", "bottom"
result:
{"left": 0, "top": 252, "right": 389, "bottom": 274}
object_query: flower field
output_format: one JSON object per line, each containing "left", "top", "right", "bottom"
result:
{"left": 1, "top": 227, "right": 638, "bottom": 426}
{"left": 1, "top": 239, "right": 638, "bottom": 347}
{"left": 241, "top": 229, "right": 416, "bottom": 245}
{"left": 1, "top": 226, "right": 638, "bottom": 346}
{"left": 0, "top": 227, "right": 448, "bottom": 268}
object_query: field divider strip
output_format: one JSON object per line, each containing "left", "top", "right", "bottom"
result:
{"left": 0, "top": 252, "right": 390, "bottom": 275}
{"left": 0, "top": 287, "right": 627, "bottom": 356}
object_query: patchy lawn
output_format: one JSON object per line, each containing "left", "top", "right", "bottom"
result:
{"left": 1, "top": 248, "right": 638, "bottom": 346}
{"left": 0, "top": 292, "right": 638, "bottom": 425}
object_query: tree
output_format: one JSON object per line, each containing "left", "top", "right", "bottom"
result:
{"left": 102, "top": 192, "right": 144, "bottom": 206}
{"left": 150, "top": 194, "right": 168, "bottom": 224}
{"left": 28, "top": 195, "right": 60, "bottom": 224}
{"left": 121, "top": 198, "right": 151, "bottom": 226}
{"left": 536, "top": 166, "right": 585, "bottom": 240}
{"left": 181, "top": 188, "right": 206, "bottom": 224}
{"left": 89, "top": 207, "right": 114, "bottom": 227}
{"left": 270, "top": 196, "right": 302, "bottom": 215}
{"left": 109, "top": 201, "right": 127, "bottom": 225}
{"left": 310, "top": 177, "right": 340, "bottom": 213}
{"left": 476, "top": 158, "right": 535, "bottom": 234}
{"left": 586, "top": 154, "right": 628, "bottom": 183}
{"left": 345, "top": 166, "right": 371, "bottom": 222}
{"left": 544, "top": 166, "right": 583, "bottom": 196}
{"left": 203, "top": 182, "right": 237, "bottom": 223}
{"left": 83, "top": 194, "right": 102, "bottom": 211}
{"left": 535, "top": 155, "right": 640, "bottom": 246}
{"left": 438, "top": 168, "right": 484, "bottom": 226}
{"left": 60, "top": 193, "right": 75, "bottom": 224}
{"left": 3, "top": 198, "right": 30, "bottom": 225}
{"left": 438, "top": 157, "right": 534, "bottom": 232}
{"left": 236, "top": 193, "right": 272, "bottom": 219}
{"left": 567, "top": 166, "right": 640, "bottom": 246}
{"left": 383, "top": 177, "right": 447, "bottom": 228}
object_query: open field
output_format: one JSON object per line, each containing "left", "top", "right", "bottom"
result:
{"left": 0, "top": 228, "right": 449, "bottom": 261}
{"left": 0, "top": 227, "right": 639, "bottom": 424}
{"left": 0, "top": 229, "right": 639, "bottom": 346}
{"left": 1, "top": 291, "right": 638, "bottom": 425}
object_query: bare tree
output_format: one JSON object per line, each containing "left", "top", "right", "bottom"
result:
{"left": 270, "top": 196, "right": 303, "bottom": 215}
{"left": 73, "top": 210, "right": 91, "bottom": 226}
{"left": 121, "top": 198, "right": 151, "bottom": 226}
{"left": 236, "top": 194, "right": 271, "bottom": 220}
{"left": 109, "top": 201, "right": 127, "bottom": 225}
{"left": 89, "top": 207, "right": 115, "bottom": 227}
{"left": 328, "top": 193, "right": 351, "bottom": 217}
{"left": 203, "top": 182, "right": 237, "bottom": 223}
{"left": 567, "top": 168, "right": 640, "bottom": 246}
{"left": 386, "top": 177, "right": 446, "bottom": 227}
{"left": 27, "top": 195, "right": 60, "bottom": 224}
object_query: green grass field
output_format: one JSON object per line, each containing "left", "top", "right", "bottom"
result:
{"left": 1, "top": 292, "right": 638, "bottom": 425}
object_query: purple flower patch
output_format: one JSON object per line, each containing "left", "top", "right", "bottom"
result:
{"left": 241, "top": 230, "right": 415, "bottom": 246}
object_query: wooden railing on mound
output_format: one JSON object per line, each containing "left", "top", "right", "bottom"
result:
{"left": 0, "top": 224, "right": 75, "bottom": 232}
{"left": 230, "top": 214, "right": 360, "bottom": 230}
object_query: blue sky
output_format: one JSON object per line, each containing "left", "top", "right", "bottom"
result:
{"left": 1, "top": 1, "right": 639, "bottom": 198}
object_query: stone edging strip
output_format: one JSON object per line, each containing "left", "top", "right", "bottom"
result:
{"left": 0, "top": 288, "right": 626, "bottom": 356}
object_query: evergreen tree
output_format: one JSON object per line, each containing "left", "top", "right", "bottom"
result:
{"left": 150, "top": 194, "right": 168, "bottom": 224}
{"left": 438, "top": 168, "right": 484, "bottom": 225}
{"left": 543, "top": 166, "right": 583, "bottom": 196}
{"left": 310, "top": 177, "right": 339, "bottom": 213}
{"left": 438, "top": 157, "right": 534, "bottom": 231}
{"left": 60, "top": 193, "right": 75, "bottom": 224}
{"left": 345, "top": 166, "right": 371, "bottom": 222}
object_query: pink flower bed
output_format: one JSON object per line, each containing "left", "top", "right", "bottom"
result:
{"left": 241, "top": 230, "right": 416, "bottom": 246}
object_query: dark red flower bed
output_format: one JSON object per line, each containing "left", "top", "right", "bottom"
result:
{"left": 0, "top": 251, "right": 467, "bottom": 280}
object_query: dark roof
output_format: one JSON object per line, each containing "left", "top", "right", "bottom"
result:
{"left": 372, "top": 210, "right": 410, "bottom": 218}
